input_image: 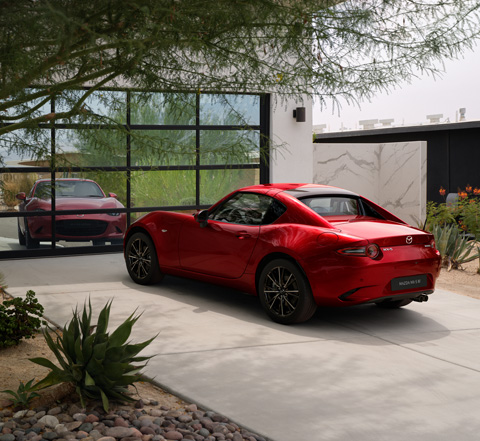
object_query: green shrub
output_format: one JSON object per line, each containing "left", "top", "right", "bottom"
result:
{"left": 31, "top": 299, "right": 156, "bottom": 411}
{"left": 431, "top": 224, "right": 480, "bottom": 271}
{"left": 1, "top": 379, "right": 40, "bottom": 408}
{"left": 426, "top": 186, "right": 480, "bottom": 240}
{"left": 0, "top": 290, "right": 45, "bottom": 348}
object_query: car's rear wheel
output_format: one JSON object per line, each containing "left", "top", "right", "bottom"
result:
{"left": 17, "top": 221, "right": 26, "bottom": 246}
{"left": 125, "top": 232, "right": 163, "bottom": 285}
{"left": 258, "top": 259, "right": 317, "bottom": 324}
{"left": 375, "top": 298, "right": 413, "bottom": 309}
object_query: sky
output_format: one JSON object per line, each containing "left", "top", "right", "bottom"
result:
{"left": 312, "top": 44, "right": 480, "bottom": 132}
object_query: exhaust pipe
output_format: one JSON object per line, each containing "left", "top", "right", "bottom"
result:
{"left": 413, "top": 294, "right": 429, "bottom": 303}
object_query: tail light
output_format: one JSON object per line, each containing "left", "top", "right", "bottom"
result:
{"left": 338, "top": 243, "right": 381, "bottom": 260}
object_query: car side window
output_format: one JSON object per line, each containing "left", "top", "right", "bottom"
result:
{"left": 210, "top": 193, "right": 285, "bottom": 225}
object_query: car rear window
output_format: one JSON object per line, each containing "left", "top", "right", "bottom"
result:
{"left": 299, "top": 196, "right": 359, "bottom": 216}
{"left": 297, "top": 195, "right": 385, "bottom": 220}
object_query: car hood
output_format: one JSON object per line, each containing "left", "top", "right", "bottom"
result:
{"left": 334, "top": 220, "right": 431, "bottom": 246}
{"left": 39, "top": 197, "right": 122, "bottom": 210}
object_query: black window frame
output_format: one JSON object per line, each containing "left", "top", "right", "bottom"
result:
{"left": 0, "top": 89, "right": 271, "bottom": 259}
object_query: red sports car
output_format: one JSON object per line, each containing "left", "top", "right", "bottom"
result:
{"left": 124, "top": 183, "right": 441, "bottom": 324}
{"left": 17, "top": 178, "right": 126, "bottom": 248}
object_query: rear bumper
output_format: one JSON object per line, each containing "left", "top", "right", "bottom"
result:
{"left": 303, "top": 248, "right": 442, "bottom": 307}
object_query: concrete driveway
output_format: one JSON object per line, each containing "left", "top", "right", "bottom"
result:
{"left": 2, "top": 253, "right": 480, "bottom": 441}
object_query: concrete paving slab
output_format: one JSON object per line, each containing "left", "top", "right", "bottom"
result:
{"left": 2, "top": 253, "right": 480, "bottom": 441}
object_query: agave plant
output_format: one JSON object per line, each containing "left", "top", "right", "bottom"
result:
{"left": 30, "top": 299, "right": 156, "bottom": 411}
{"left": 1, "top": 378, "right": 40, "bottom": 408}
{"left": 431, "top": 224, "right": 480, "bottom": 271}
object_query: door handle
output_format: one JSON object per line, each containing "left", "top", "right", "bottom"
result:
{"left": 236, "top": 232, "right": 251, "bottom": 239}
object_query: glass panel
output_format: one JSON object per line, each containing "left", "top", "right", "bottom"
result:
{"left": 55, "top": 128, "right": 126, "bottom": 168}
{"left": 131, "top": 170, "right": 196, "bottom": 207}
{"left": 0, "top": 129, "right": 51, "bottom": 166}
{"left": 200, "top": 169, "right": 260, "bottom": 206}
{"left": 200, "top": 94, "right": 260, "bottom": 126}
{"left": 0, "top": 216, "right": 25, "bottom": 251}
{"left": 0, "top": 88, "right": 51, "bottom": 124}
{"left": 131, "top": 130, "right": 196, "bottom": 166}
{"left": 130, "top": 92, "right": 196, "bottom": 125}
{"left": 55, "top": 90, "right": 127, "bottom": 124}
{"left": 0, "top": 172, "right": 43, "bottom": 211}
{"left": 200, "top": 130, "right": 260, "bottom": 165}
{"left": 0, "top": 213, "right": 53, "bottom": 251}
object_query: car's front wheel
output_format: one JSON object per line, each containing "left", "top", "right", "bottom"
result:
{"left": 25, "top": 221, "right": 40, "bottom": 249}
{"left": 17, "top": 220, "right": 26, "bottom": 246}
{"left": 258, "top": 258, "right": 317, "bottom": 324}
{"left": 125, "top": 232, "right": 163, "bottom": 285}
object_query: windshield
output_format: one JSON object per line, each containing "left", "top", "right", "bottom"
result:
{"left": 34, "top": 181, "right": 104, "bottom": 199}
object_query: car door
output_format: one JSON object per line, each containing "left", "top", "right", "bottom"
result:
{"left": 178, "top": 192, "right": 271, "bottom": 279}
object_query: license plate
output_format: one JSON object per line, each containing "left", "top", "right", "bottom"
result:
{"left": 391, "top": 274, "right": 428, "bottom": 291}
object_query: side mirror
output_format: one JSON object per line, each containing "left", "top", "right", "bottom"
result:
{"left": 108, "top": 192, "right": 118, "bottom": 198}
{"left": 196, "top": 209, "right": 209, "bottom": 228}
{"left": 16, "top": 192, "right": 26, "bottom": 201}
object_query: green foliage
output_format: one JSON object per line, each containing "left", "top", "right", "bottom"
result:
{"left": 1, "top": 379, "right": 40, "bottom": 408}
{"left": 0, "top": 271, "right": 7, "bottom": 293}
{"left": 2, "top": 1, "right": 480, "bottom": 159}
{"left": 457, "top": 197, "right": 480, "bottom": 240}
{"left": 426, "top": 201, "right": 456, "bottom": 228}
{"left": 0, "top": 290, "right": 45, "bottom": 348}
{"left": 431, "top": 224, "right": 480, "bottom": 271}
{"left": 426, "top": 188, "right": 480, "bottom": 240}
{"left": 31, "top": 299, "right": 156, "bottom": 411}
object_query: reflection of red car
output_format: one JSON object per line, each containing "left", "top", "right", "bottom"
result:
{"left": 124, "top": 183, "right": 442, "bottom": 324}
{"left": 16, "top": 178, "right": 126, "bottom": 248}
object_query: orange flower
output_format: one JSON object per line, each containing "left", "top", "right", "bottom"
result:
{"left": 466, "top": 185, "right": 472, "bottom": 193}
{"left": 474, "top": 187, "right": 480, "bottom": 196}
{"left": 459, "top": 191, "right": 468, "bottom": 199}
{"left": 439, "top": 187, "right": 446, "bottom": 196}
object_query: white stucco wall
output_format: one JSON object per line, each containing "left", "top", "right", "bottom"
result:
{"left": 269, "top": 96, "right": 313, "bottom": 183}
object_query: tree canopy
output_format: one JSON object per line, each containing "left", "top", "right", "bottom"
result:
{"left": 1, "top": 0, "right": 480, "bottom": 157}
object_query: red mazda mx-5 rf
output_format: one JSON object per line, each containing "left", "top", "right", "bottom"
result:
{"left": 124, "top": 183, "right": 441, "bottom": 324}
{"left": 17, "top": 178, "right": 126, "bottom": 248}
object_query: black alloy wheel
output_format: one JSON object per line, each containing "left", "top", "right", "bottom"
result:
{"left": 258, "top": 258, "right": 317, "bottom": 324}
{"left": 125, "top": 232, "right": 163, "bottom": 285}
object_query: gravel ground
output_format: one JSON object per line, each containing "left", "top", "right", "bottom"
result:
{"left": 0, "top": 398, "right": 267, "bottom": 441}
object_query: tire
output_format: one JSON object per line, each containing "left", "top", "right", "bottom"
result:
{"left": 125, "top": 232, "right": 163, "bottom": 285}
{"left": 258, "top": 258, "right": 317, "bottom": 324}
{"left": 375, "top": 298, "right": 413, "bottom": 309}
{"left": 18, "top": 220, "right": 26, "bottom": 246}
{"left": 25, "top": 221, "right": 40, "bottom": 249}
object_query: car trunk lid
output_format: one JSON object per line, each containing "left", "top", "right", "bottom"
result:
{"left": 332, "top": 220, "right": 431, "bottom": 247}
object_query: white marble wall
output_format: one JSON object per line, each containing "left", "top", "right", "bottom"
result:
{"left": 313, "top": 142, "right": 427, "bottom": 227}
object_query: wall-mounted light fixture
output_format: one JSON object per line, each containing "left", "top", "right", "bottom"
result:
{"left": 293, "top": 107, "right": 306, "bottom": 122}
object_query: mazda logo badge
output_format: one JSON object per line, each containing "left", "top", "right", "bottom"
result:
{"left": 406, "top": 236, "right": 413, "bottom": 244}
